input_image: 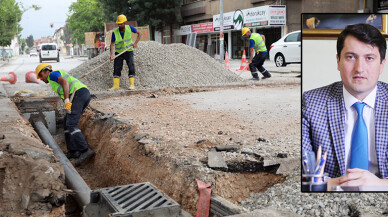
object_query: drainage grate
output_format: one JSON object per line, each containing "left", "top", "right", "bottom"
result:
{"left": 87, "top": 182, "right": 181, "bottom": 217}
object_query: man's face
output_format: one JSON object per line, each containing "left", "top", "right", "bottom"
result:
{"left": 243, "top": 31, "right": 250, "bottom": 39}
{"left": 38, "top": 70, "right": 50, "bottom": 83}
{"left": 337, "top": 35, "right": 386, "bottom": 100}
{"left": 118, "top": 23, "right": 125, "bottom": 30}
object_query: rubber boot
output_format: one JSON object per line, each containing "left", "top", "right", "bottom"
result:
{"left": 128, "top": 77, "right": 135, "bottom": 90}
{"left": 262, "top": 70, "right": 272, "bottom": 79}
{"left": 252, "top": 72, "right": 260, "bottom": 80}
{"left": 108, "top": 78, "right": 120, "bottom": 91}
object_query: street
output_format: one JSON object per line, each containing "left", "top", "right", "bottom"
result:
{"left": 0, "top": 54, "right": 86, "bottom": 97}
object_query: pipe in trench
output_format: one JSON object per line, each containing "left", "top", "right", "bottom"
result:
{"left": 32, "top": 119, "right": 91, "bottom": 207}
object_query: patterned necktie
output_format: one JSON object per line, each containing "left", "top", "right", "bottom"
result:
{"left": 350, "top": 102, "right": 369, "bottom": 170}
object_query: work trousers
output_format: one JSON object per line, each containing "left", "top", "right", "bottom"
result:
{"left": 64, "top": 87, "right": 91, "bottom": 152}
{"left": 113, "top": 51, "right": 136, "bottom": 78}
{"left": 249, "top": 51, "right": 267, "bottom": 77}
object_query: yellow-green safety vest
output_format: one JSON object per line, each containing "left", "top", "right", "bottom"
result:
{"left": 48, "top": 70, "right": 88, "bottom": 100}
{"left": 113, "top": 25, "right": 133, "bottom": 53}
{"left": 250, "top": 33, "right": 267, "bottom": 53}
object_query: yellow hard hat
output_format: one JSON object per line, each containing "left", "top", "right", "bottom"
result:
{"left": 35, "top": 63, "right": 52, "bottom": 78}
{"left": 116, "top": 14, "right": 127, "bottom": 24}
{"left": 242, "top": 27, "right": 250, "bottom": 36}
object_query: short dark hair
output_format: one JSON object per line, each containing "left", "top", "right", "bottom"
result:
{"left": 337, "top": 23, "right": 386, "bottom": 63}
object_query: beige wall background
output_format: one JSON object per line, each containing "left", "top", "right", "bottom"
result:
{"left": 302, "top": 39, "right": 388, "bottom": 92}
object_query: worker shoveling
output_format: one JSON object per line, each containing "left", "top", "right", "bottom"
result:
{"left": 70, "top": 41, "right": 247, "bottom": 92}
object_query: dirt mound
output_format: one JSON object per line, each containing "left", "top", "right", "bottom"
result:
{"left": 70, "top": 41, "right": 246, "bottom": 91}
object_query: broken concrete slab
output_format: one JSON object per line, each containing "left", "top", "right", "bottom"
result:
{"left": 134, "top": 133, "right": 149, "bottom": 141}
{"left": 210, "top": 196, "right": 246, "bottom": 216}
{"left": 264, "top": 158, "right": 299, "bottom": 176}
{"left": 207, "top": 150, "right": 228, "bottom": 169}
{"left": 215, "top": 145, "right": 240, "bottom": 152}
{"left": 227, "top": 208, "right": 301, "bottom": 217}
{"left": 7, "top": 144, "right": 53, "bottom": 162}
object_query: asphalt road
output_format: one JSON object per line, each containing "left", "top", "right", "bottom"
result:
{"left": 0, "top": 54, "right": 86, "bottom": 97}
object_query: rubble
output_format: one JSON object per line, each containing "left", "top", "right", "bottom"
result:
{"left": 70, "top": 41, "right": 247, "bottom": 92}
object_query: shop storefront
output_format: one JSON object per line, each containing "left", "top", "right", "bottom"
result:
{"left": 178, "top": 5, "right": 286, "bottom": 60}
{"left": 213, "top": 5, "right": 286, "bottom": 59}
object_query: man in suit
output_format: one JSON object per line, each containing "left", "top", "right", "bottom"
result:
{"left": 302, "top": 23, "right": 388, "bottom": 190}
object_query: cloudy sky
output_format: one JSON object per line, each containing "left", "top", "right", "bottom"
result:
{"left": 17, "top": 0, "right": 77, "bottom": 39}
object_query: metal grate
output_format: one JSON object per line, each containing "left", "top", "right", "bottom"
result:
{"left": 90, "top": 182, "right": 181, "bottom": 217}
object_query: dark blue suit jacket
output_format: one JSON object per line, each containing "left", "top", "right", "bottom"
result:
{"left": 302, "top": 81, "right": 388, "bottom": 178}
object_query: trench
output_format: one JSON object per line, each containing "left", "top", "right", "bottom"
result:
{"left": 14, "top": 87, "right": 290, "bottom": 216}
{"left": 63, "top": 107, "right": 285, "bottom": 215}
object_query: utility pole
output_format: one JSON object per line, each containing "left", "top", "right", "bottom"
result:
{"left": 220, "top": 0, "right": 224, "bottom": 64}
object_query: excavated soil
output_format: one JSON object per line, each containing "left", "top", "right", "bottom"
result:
{"left": 52, "top": 84, "right": 300, "bottom": 215}
{"left": 0, "top": 99, "right": 67, "bottom": 216}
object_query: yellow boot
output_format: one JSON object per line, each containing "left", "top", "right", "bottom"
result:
{"left": 108, "top": 78, "right": 120, "bottom": 91}
{"left": 128, "top": 77, "right": 135, "bottom": 90}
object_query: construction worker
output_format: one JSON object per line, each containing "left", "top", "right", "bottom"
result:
{"left": 35, "top": 63, "right": 94, "bottom": 166}
{"left": 242, "top": 27, "right": 271, "bottom": 80}
{"left": 109, "top": 14, "right": 141, "bottom": 90}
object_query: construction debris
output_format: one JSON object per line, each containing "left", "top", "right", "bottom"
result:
{"left": 70, "top": 41, "right": 246, "bottom": 92}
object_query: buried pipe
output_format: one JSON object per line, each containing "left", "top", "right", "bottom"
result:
{"left": 32, "top": 118, "right": 91, "bottom": 207}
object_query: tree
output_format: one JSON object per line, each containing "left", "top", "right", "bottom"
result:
{"left": 95, "top": 0, "right": 182, "bottom": 41}
{"left": 26, "top": 35, "right": 34, "bottom": 48}
{"left": 0, "top": 0, "right": 22, "bottom": 47}
{"left": 62, "top": 24, "right": 73, "bottom": 45}
{"left": 95, "top": 0, "right": 129, "bottom": 22}
{"left": 20, "top": 39, "right": 26, "bottom": 53}
{"left": 112, "top": 0, "right": 182, "bottom": 41}
{"left": 67, "top": 0, "right": 105, "bottom": 44}
{"left": 129, "top": 0, "right": 181, "bottom": 30}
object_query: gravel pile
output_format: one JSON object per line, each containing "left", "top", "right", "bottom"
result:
{"left": 70, "top": 41, "right": 246, "bottom": 91}
{"left": 241, "top": 168, "right": 388, "bottom": 216}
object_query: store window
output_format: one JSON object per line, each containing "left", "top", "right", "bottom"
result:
{"left": 232, "top": 31, "right": 250, "bottom": 59}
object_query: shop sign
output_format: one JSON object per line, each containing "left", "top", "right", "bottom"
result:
{"left": 192, "top": 22, "right": 213, "bottom": 33}
{"left": 213, "top": 11, "right": 235, "bottom": 31}
{"left": 268, "top": 6, "right": 286, "bottom": 25}
{"left": 213, "top": 5, "right": 286, "bottom": 31}
{"left": 179, "top": 25, "right": 192, "bottom": 35}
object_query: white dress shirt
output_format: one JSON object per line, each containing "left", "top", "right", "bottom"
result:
{"left": 343, "top": 86, "right": 379, "bottom": 176}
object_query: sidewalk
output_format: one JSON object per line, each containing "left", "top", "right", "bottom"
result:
{"left": 228, "top": 59, "right": 301, "bottom": 74}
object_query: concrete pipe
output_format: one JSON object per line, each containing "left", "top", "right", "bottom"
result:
{"left": 32, "top": 119, "right": 91, "bottom": 207}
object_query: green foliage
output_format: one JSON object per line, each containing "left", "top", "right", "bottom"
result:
{"left": 26, "top": 35, "right": 34, "bottom": 48}
{"left": 67, "top": 0, "right": 105, "bottom": 44}
{"left": 95, "top": 0, "right": 129, "bottom": 22}
{"left": 21, "top": 38, "right": 26, "bottom": 52}
{"left": 128, "top": 0, "right": 182, "bottom": 31}
{"left": 0, "top": 0, "right": 22, "bottom": 47}
{"left": 63, "top": 24, "right": 73, "bottom": 44}
{"left": 96, "top": 0, "right": 181, "bottom": 31}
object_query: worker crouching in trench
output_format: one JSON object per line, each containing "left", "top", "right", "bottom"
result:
{"left": 35, "top": 63, "right": 95, "bottom": 166}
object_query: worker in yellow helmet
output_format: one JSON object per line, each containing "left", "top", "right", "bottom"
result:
{"left": 109, "top": 14, "right": 142, "bottom": 91}
{"left": 35, "top": 63, "right": 94, "bottom": 166}
{"left": 242, "top": 27, "right": 271, "bottom": 80}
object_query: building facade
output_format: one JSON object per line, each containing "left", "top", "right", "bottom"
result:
{"left": 53, "top": 27, "right": 66, "bottom": 54}
{"left": 152, "top": 0, "right": 375, "bottom": 59}
{"left": 176, "top": 0, "right": 297, "bottom": 60}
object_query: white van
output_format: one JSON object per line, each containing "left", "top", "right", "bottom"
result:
{"left": 39, "top": 43, "right": 60, "bottom": 62}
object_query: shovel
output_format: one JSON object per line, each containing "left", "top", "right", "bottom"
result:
{"left": 66, "top": 87, "right": 77, "bottom": 114}
{"left": 79, "top": 45, "right": 134, "bottom": 79}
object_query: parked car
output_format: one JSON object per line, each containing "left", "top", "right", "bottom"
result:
{"left": 269, "top": 30, "right": 301, "bottom": 67}
{"left": 39, "top": 43, "right": 60, "bottom": 62}
{"left": 29, "top": 50, "right": 38, "bottom": 57}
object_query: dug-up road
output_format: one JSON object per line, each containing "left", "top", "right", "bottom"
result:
{"left": 0, "top": 54, "right": 301, "bottom": 216}
{"left": 71, "top": 83, "right": 301, "bottom": 215}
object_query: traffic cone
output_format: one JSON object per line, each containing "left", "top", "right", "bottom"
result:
{"left": 25, "top": 71, "right": 39, "bottom": 84}
{"left": 0, "top": 72, "right": 17, "bottom": 84}
{"left": 224, "top": 51, "right": 230, "bottom": 70}
{"left": 236, "top": 50, "right": 250, "bottom": 71}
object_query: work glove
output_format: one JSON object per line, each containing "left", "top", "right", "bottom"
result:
{"left": 64, "top": 98, "right": 72, "bottom": 111}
